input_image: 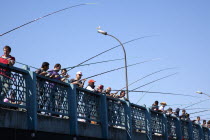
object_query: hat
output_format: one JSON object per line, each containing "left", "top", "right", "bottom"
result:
{"left": 160, "top": 102, "right": 167, "bottom": 105}
{"left": 88, "top": 79, "right": 96, "bottom": 83}
{"left": 76, "top": 71, "right": 82, "bottom": 75}
{"left": 98, "top": 85, "right": 104, "bottom": 89}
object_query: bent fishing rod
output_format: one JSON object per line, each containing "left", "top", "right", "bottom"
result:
{"left": 119, "top": 67, "right": 177, "bottom": 90}
{"left": 183, "top": 98, "right": 210, "bottom": 109}
{"left": 65, "top": 58, "right": 124, "bottom": 69}
{"left": 82, "top": 58, "right": 159, "bottom": 80}
{"left": 65, "top": 35, "right": 156, "bottom": 71}
{"left": 66, "top": 56, "right": 141, "bottom": 69}
{"left": 0, "top": 3, "right": 94, "bottom": 37}
{"left": 129, "top": 73, "right": 178, "bottom": 92}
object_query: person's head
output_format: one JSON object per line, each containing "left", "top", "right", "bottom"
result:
{"left": 182, "top": 109, "right": 186, "bottom": 114}
{"left": 106, "top": 87, "right": 112, "bottom": 93}
{"left": 203, "top": 120, "right": 206, "bottom": 124}
{"left": 88, "top": 79, "right": 96, "bottom": 86}
{"left": 120, "top": 90, "right": 126, "bottom": 97}
{"left": 97, "top": 85, "right": 104, "bottom": 93}
{"left": 154, "top": 101, "right": 159, "bottom": 106}
{"left": 76, "top": 71, "right": 83, "bottom": 80}
{"left": 176, "top": 108, "right": 180, "bottom": 112}
{"left": 207, "top": 120, "right": 210, "bottom": 124}
{"left": 41, "top": 62, "right": 49, "bottom": 71}
{"left": 61, "top": 69, "right": 67, "bottom": 75}
{"left": 197, "top": 116, "right": 200, "bottom": 121}
{"left": 54, "top": 63, "right": 61, "bottom": 72}
{"left": 168, "top": 107, "right": 173, "bottom": 112}
{"left": 3, "top": 46, "right": 11, "bottom": 56}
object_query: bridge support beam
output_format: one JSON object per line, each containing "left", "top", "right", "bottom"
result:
{"left": 69, "top": 84, "right": 78, "bottom": 136}
{"left": 25, "top": 69, "right": 37, "bottom": 131}
{"left": 100, "top": 94, "right": 109, "bottom": 139}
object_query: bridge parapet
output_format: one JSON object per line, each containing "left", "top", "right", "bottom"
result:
{"left": 0, "top": 63, "right": 210, "bottom": 140}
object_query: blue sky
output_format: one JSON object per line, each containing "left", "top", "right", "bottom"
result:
{"left": 0, "top": 0, "right": 210, "bottom": 120}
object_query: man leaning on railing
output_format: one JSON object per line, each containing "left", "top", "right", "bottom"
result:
{"left": 0, "top": 46, "right": 15, "bottom": 102}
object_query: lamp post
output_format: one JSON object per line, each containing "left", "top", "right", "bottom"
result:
{"left": 196, "top": 91, "right": 210, "bottom": 98}
{"left": 98, "top": 30, "right": 129, "bottom": 99}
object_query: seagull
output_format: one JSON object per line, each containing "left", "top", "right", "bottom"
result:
{"left": 96, "top": 26, "right": 101, "bottom": 30}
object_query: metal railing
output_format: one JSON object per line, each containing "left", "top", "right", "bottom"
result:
{"left": 0, "top": 63, "right": 210, "bottom": 140}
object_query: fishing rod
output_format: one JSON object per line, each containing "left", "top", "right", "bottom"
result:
{"left": 66, "top": 35, "right": 156, "bottom": 71}
{"left": 66, "top": 56, "right": 142, "bottom": 69}
{"left": 189, "top": 109, "right": 210, "bottom": 115}
{"left": 119, "top": 67, "right": 177, "bottom": 90}
{"left": 65, "top": 58, "right": 124, "bottom": 69}
{"left": 136, "top": 86, "right": 155, "bottom": 104}
{"left": 82, "top": 58, "right": 159, "bottom": 80}
{"left": 130, "top": 73, "right": 178, "bottom": 92}
{"left": 112, "top": 90, "right": 198, "bottom": 98}
{"left": 184, "top": 99, "right": 210, "bottom": 109}
{"left": 0, "top": 3, "right": 94, "bottom": 37}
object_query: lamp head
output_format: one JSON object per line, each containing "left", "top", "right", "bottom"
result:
{"left": 97, "top": 30, "right": 107, "bottom": 35}
{"left": 196, "top": 91, "right": 203, "bottom": 94}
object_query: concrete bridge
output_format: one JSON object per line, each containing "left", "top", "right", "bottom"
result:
{"left": 0, "top": 63, "right": 210, "bottom": 140}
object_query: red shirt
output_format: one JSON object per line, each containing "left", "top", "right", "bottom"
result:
{"left": 0, "top": 55, "right": 15, "bottom": 77}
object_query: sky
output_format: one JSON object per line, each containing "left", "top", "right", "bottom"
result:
{"left": 0, "top": 0, "right": 210, "bottom": 121}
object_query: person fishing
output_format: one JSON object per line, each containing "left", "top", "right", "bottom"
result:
{"left": 0, "top": 46, "right": 15, "bottom": 102}
{"left": 70, "top": 71, "right": 86, "bottom": 88}
{"left": 86, "top": 79, "right": 96, "bottom": 92}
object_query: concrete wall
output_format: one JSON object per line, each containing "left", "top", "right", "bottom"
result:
{"left": 0, "top": 108, "right": 148, "bottom": 140}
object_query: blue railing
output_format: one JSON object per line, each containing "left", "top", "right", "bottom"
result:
{"left": 0, "top": 63, "right": 210, "bottom": 140}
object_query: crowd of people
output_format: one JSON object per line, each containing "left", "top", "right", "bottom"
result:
{"left": 0, "top": 46, "right": 128, "bottom": 103}
{"left": 0, "top": 46, "right": 209, "bottom": 128}
{"left": 151, "top": 100, "right": 210, "bottom": 128}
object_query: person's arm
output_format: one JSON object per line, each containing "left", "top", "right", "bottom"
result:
{"left": 7, "top": 57, "right": 15, "bottom": 66}
{"left": 79, "top": 79, "right": 86, "bottom": 88}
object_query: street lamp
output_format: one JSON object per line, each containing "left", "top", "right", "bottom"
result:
{"left": 98, "top": 29, "right": 129, "bottom": 99}
{"left": 196, "top": 91, "right": 210, "bottom": 98}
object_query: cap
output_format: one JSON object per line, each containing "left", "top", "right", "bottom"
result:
{"left": 88, "top": 79, "right": 96, "bottom": 83}
{"left": 76, "top": 71, "right": 82, "bottom": 75}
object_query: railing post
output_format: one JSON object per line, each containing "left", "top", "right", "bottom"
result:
{"left": 208, "top": 128, "right": 210, "bottom": 140}
{"left": 188, "top": 121, "right": 193, "bottom": 140}
{"left": 25, "top": 69, "right": 37, "bottom": 131}
{"left": 198, "top": 125, "right": 204, "bottom": 140}
{"left": 162, "top": 114, "right": 168, "bottom": 140}
{"left": 124, "top": 101, "right": 132, "bottom": 140}
{"left": 175, "top": 118, "right": 182, "bottom": 140}
{"left": 69, "top": 84, "right": 78, "bottom": 136}
{"left": 100, "top": 94, "right": 109, "bottom": 139}
{"left": 145, "top": 108, "right": 152, "bottom": 140}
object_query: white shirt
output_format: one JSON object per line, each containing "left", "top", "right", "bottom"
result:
{"left": 86, "top": 86, "right": 95, "bottom": 92}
